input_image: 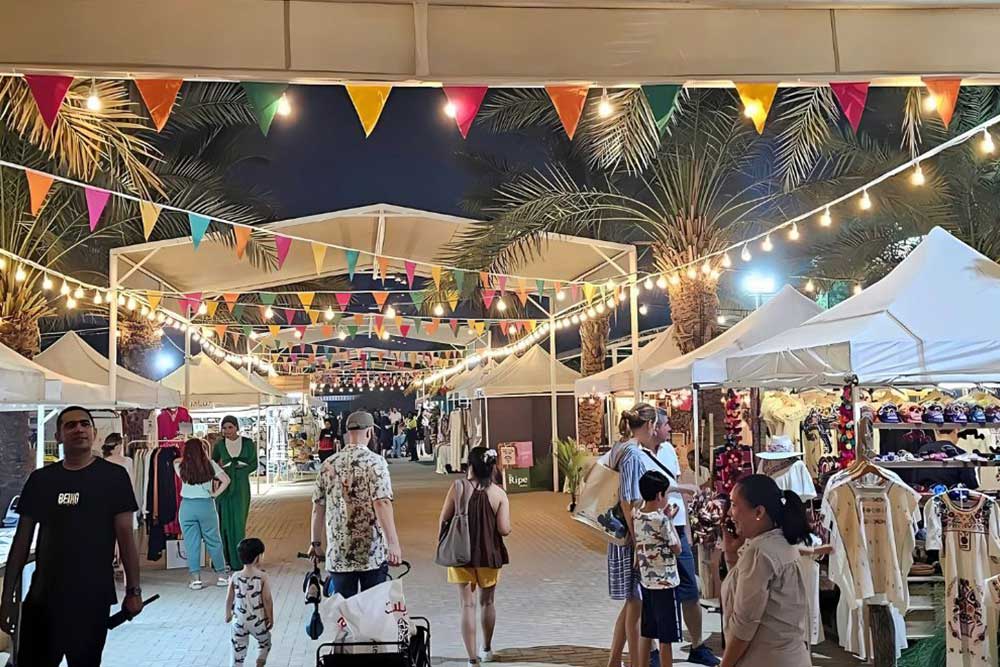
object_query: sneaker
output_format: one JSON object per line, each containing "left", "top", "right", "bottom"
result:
{"left": 649, "top": 648, "right": 659, "bottom": 667}
{"left": 479, "top": 649, "right": 494, "bottom": 662}
{"left": 188, "top": 580, "right": 204, "bottom": 591}
{"left": 687, "top": 645, "right": 720, "bottom": 666}
{"left": 216, "top": 576, "right": 229, "bottom": 587}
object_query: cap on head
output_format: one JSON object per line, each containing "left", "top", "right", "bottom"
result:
{"left": 345, "top": 410, "right": 374, "bottom": 431}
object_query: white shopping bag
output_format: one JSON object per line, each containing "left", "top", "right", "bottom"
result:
{"left": 325, "top": 579, "right": 411, "bottom": 645}
{"left": 165, "top": 539, "right": 206, "bottom": 570}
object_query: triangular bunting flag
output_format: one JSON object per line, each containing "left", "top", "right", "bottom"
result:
{"left": 311, "top": 242, "right": 327, "bottom": 275}
{"left": 182, "top": 292, "right": 202, "bottom": 316}
{"left": 308, "top": 309, "right": 321, "bottom": 325}
{"left": 283, "top": 308, "right": 296, "bottom": 324}
{"left": 223, "top": 293, "right": 239, "bottom": 312}
{"left": 545, "top": 86, "right": 589, "bottom": 140}
{"left": 335, "top": 293, "right": 351, "bottom": 310}
{"left": 241, "top": 82, "right": 289, "bottom": 136}
{"left": 84, "top": 188, "right": 110, "bottom": 232}
{"left": 139, "top": 201, "right": 161, "bottom": 240}
{"left": 260, "top": 293, "right": 277, "bottom": 307}
{"left": 135, "top": 79, "right": 184, "bottom": 132}
{"left": 475, "top": 321, "right": 486, "bottom": 335}
{"left": 146, "top": 290, "right": 162, "bottom": 311}
{"left": 570, "top": 284, "right": 580, "bottom": 302}
{"left": 410, "top": 291, "right": 425, "bottom": 311}
{"left": 376, "top": 256, "right": 389, "bottom": 281}
{"left": 922, "top": 77, "right": 962, "bottom": 128}
{"left": 517, "top": 287, "right": 529, "bottom": 306}
{"left": 412, "top": 319, "right": 422, "bottom": 334}
{"left": 453, "top": 270, "right": 466, "bottom": 293}
{"left": 373, "top": 291, "right": 390, "bottom": 309}
{"left": 297, "top": 292, "right": 315, "bottom": 309}
{"left": 294, "top": 326, "right": 307, "bottom": 339}
{"left": 352, "top": 314, "right": 364, "bottom": 326}
{"left": 480, "top": 272, "right": 490, "bottom": 288}
{"left": 205, "top": 300, "right": 220, "bottom": 318}
{"left": 321, "top": 325, "right": 334, "bottom": 338}
{"left": 448, "top": 319, "right": 459, "bottom": 335}
{"left": 24, "top": 75, "right": 74, "bottom": 129}
{"left": 347, "top": 325, "right": 358, "bottom": 338}
{"left": 241, "top": 325, "right": 252, "bottom": 338}
{"left": 232, "top": 304, "right": 244, "bottom": 320}
{"left": 582, "top": 283, "right": 596, "bottom": 302}
{"left": 427, "top": 319, "right": 440, "bottom": 335}
{"left": 642, "top": 84, "right": 682, "bottom": 136}
{"left": 268, "top": 325, "right": 281, "bottom": 338}
{"left": 535, "top": 279, "right": 547, "bottom": 296}
{"left": 345, "top": 85, "right": 392, "bottom": 137}
{"left": 830, "top": 82, "right": 870, "bottom": 133}
{"left": 234, "top": 226, "right": 252, "bottom": 259}
{"left": 188, "top": 213, "right": 211, "bottom": 249}
{"left": 275, "top": 235, "right": 292, "bottom": 270}
{"left": 431, "top": 266, "right": 442, "bottom": 289}
{"left": 443, "top": 86, "right": 488, "bottom": 138}
{"left": 482, "top": 289, "right": 497, "bottom": 309}
{"left": 497, "top": 276, "right": 508, "bottom": 294}
{"left": 734, "top": 83, "right": 778, "bottom": 135}
{"left": 214, "top": 324, "right": 228, "bottom": 340}
{"left": 404, "top": 261, "right": 417, "bottom": 288}
{"left": 447, "top": 292, "right": 459, "bottom": 311}
{"left": 345, "top": 250, "right": 360, "bottom": 280}
{"left": 26, "top": 171, "right": 54, "bottom": 216}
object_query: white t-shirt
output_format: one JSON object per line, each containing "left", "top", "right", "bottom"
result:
{"left": 656, "top": 441, "right": 688, "bottom": 527}
{"left": 633, "top": 507, "right": 681, "bottom": 589}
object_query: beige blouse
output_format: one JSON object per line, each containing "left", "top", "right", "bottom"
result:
{"left": 722, "top": 529, "right": 811, "bottom": 667}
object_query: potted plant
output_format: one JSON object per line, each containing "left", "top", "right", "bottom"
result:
{"left": 554, "top": 437, "right": 589, "bottom": 512}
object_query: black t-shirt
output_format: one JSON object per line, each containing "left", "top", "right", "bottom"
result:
{"left": 18, "top": 457, "right": 138, "bottom": 606}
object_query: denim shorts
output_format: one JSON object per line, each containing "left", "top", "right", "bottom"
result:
{"left": 674, "top": 530, "right": 699, "bottom": 603}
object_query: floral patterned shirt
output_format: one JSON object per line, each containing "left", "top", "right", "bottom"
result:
{"left": 312, "top": 444, "right": 393, "bottom": 573}
{"left": 632, "top": 507, "right": 680, "bottom": 589}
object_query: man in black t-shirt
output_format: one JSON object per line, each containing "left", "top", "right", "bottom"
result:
{"left": 0, "top": 406, "right": 143, "bottom": 666}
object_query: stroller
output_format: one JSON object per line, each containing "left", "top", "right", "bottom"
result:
{"left": 309, "top": 560, "right": 431, "bottom": 667}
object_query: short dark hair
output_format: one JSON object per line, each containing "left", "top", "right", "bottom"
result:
{"left": 237, "top": 537, "right": 265, "bottom": 565}
{"left": 221, "top": 415, "right": 239, "bottom": 430}
{"left": 56, "top": 406, "right": 94, "bottom": 432}
{"left": 101, "top": 433, "right": 123, "bottom": 458}
{"left": 639, "top": 470, "right": 671, "bottom": 502}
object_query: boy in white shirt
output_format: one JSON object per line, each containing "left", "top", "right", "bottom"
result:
{"left": 633, "top": 470, "right": 682, "bottom": 667}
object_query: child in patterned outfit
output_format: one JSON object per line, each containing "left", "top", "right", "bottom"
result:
{"left": 225, "top": 538, "right": 274, "bottom": 667}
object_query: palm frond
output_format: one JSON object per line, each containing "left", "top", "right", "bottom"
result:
{"left": 477, "top": 89, "right": 562, "bottom": 134}
{"left": 772, "top": 87, "right": 840, "bottom": 190}
{"left": 901, "top": 87, "right": 924, "bottom": 159}
{"left": 576, "top": 89, "right": 659, "bottom": 176}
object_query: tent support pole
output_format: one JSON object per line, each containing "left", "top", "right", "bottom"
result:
{"left": 549, "top": 315, "right": 558, "bottom": 492}
{"left": 628, "top": 248, "right": 640, "bottom": 398}
{"left": 36, "top": 406, "right": 44, "bottom": 469}
{"left": 184, "top": 327, "right": 192, "bottom": 407}
{"left": 692, "top": 386, "right": 701, "bottom": 484}
{"left": 256, "top": 398, "right": 261, "bottom": 497}
{"left": 108, "top": 256, "right": 118, "bottom": 405}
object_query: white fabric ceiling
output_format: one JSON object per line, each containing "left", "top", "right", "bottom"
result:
{"left": 643, "top": 286, "right": 822, "bottom": 390}
{"left": 726, "top": 227, "right": 1000, "bottom": 388}
{"left": 0, "top": 340, "right": 110, "bottom": 407}
{"left": 479, "top": 345, "right": 580, "bottom": 397}
{"left": 36, "top": 332, "right": 181, "bottom": 408}
{"left": 574, "top": 326, "right": 682, "bottom": 397}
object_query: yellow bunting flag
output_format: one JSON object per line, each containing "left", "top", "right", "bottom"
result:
{"left": 582, "top": 283, "right": 596, "bottom": 302}
{"left": 475, "top": 321, "right": 486, "bottom": 335}
{"left": 545, "top": 86, "right": 589, "bottom": 140}
{"left": 297, "top": 292, "right": 315, "bottom": 309}
{"left": 447, "top": 291, "right": 459, "bottom": 311}
{"left": 922, "top": 77, "right": 962, "bottom": 128}
{"left": 394, "top": 315, "right": 402, "bottom": 329}
{"left": 223, "top": 293, "right": 239, "bottom": 312}
{"left": 308, "top": 309, "right": 320, "bottom": 325}
{"left": 311, "top": 242, "right": 327, "bottom": 275}
{"left": 140, "top": 201, "right": 161, "bottom": 240}
{"left": 431, "top": 266, "right": 442, "bottom": 289}
{"left": 205, "top": 301, "right": 220, "bottom": 318}
{"left": 268, "top": 325, "right": 281, "bottom": 338}
{"left": 345, "top": 85, "right": 392, "bottom": 137}
{"left": 146, "top": 290, "right": 162, "bottom": 311}
{"left": 26, "top": 171, "right": 54, "bottom": 216}
{"left": 735, "top": 83, "right": 778, "bottom": 135}
{"left": 234, "top": 226, "right": 252, "bottom": 259}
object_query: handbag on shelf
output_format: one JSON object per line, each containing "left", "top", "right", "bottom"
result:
{"left": 435, "top": 479, "right": 472, "bottom": 567}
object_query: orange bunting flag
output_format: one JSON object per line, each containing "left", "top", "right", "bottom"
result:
{"left": 321, "top": 325, "right": 334, "bottom": 338}
{"left": 140, "top": 201, "right": 161, "bottom": 240}
{"left": 516, "top": 286, "right": 530, "bottom": 306}
{"left": 735, "top": 83, "right": 778, "bottom": 135}
{"left": 345, "top": 85, "right": 392, "bottom": 137}
{"left": 26, "top": 171, "right": 54, "bottom": 216}
{"left": 431, "top": 266, "right": 443, "bottom": 289}
{"left": 479, "top": 271, "right": 490, "bottom": 289}
{"left": 353, "top": 313, "right": 364, "bottom": 326}
{"left": 311, "top": 242, "right": 327, "bottom": 275}
{"left": 376, "top": 256, "right": 389, "bottom": 281}
{"left": 146, "top": 290, "right": 162, "bottom": 311}
{"left": 205, "top": 301, "right": 220, "bottom": 318}
{"left": 233, "top": 226, "right": 252, "bottom": 259}
{"left": 135, "top": 79, "right": 184, "bottom": 132}
{"left": 268, "top": 325, "right": 281, "bottom": 338}
{"left": 297, "top": 292, "right": 315, "bottom": 309}
{"left": 373, "top": 291, "right": 390, "bottom": 309}
{"left": 214, "top": 324, "right": 229, "bottom": 340}
{"left": 427, "top": 319, "right": 440, "bottom": 335}
{"left": 922, "top": 77, "right": 962, "bottom": 128}
{"left": 545, "top": 86, "right": 589, "bottom": 140}
{"left": 223, "top": 293, "right": 239, "bottom": 312}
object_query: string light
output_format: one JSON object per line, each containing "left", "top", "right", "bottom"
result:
{"left": 805, "top": 279, "right": 816, "bottom": 293}
{"left": 277, "top": 93, "right": 292, "bottom": 117}
{"left": 741, "top": 244, "right": 752, "bottom": 262}
{"left": 819, "top": 207, "right": 833, "bottom": 227}
{"left": 643, "top": 277, "right": 654, "bottom": 290}
{"left": 93, "top": 291, "right": 103, "bottom": 305}
{"left": 14, "top": 266, "right": 26, "bottom": 282}
{"left": 66, "top": 297, "right": 77, "bottom": 309}
{"left": 638, "top": 304, "right": 648, "bottom": 315}
{"left": 910, "top": 163, "right": 926, "bottom": 186}
{"left": 854, "top": 283, "right": 863, "bottom": 295}
{"left": 701, "top": 259, "right": 712, "bottom": 275}
{"left": 60, "top": 281, "right": 70, "bottom": 296}
{"left": 787, "top": 223, "right": 800, "bottom": 241}
{"left": 384, "top": 305, "right": 396, "bottom": 319}
{"left": 981, "top": 129, "right": 995, "bottom": 154}
{"left": 686, "top": 267, "right": 697, "bottom": 279}
{"left": 433, "top": 304, "right": 445, "bottom": 316}
{"left": 717, "top": 315, "right": 726, "bottom": 325}
{"left": 264, "top": 306, "right": 274, "bottom": 319}
{"left": 598, "top": 89, "right": 613, "bottom": 118}
{"left": 443, "top": 102, "right": 457, "bottom": 118}
{"left": 496, "top": 299, "right": 507, "bottom": 312}
{"left": 721, "top": 252, "right": 732, "bottom": 269}
{"left": 555, "top": 289, "right": 566, "bottom": 302}
{"left": 73, "top": 286, "right": 84, "bottom": 299}
{"left": 859, "top": 190, "right": 872, "bottom": 211}
{"left": 655, "top": 275, "right": 667, "bottom": 289}
{"left": 325, "top": 307, "right": 334, "bottom": 321}
{"left": 42, "top": 275, "right": 52, "bottom": 290}
{"left": 86, "top": 79, "right": 101, "bottom": 111}
{"left": 923, "top": 93, "right": 938, "bottom": 113}
{"left": 669, "top": 273, "right": 680, "bottom": 286}
{"left": 743, "top": 100, "right": 763, "bottom": 120}
{"left": 761, "top": 235, "right": 773, "bottom": 252}
{"left": 197, "top": 303, "right": 208, "bottom": 315}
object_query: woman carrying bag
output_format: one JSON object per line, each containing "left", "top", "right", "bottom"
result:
{"left": 437, "top": 447, "right": 511, "bottom": 665}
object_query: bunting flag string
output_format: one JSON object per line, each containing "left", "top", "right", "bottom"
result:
{"left": 135, "top": 79, "right": 184, "bottom": 132}
{"left": 24, "top": 75, "right": 73, "bottom": 129}
{"left": 545, "top": 86, "right": 588, "bottom": 140}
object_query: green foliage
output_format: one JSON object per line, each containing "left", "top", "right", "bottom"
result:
{"left": 897, "top": 626, "right": 945, "bottom": 667}
{"left": 554, "top": 437, "right": 589, "bottom": 496}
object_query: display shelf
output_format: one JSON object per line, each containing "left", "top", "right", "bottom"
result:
{"left": 907, "top": 575, "right": 944, "bottom": 583}
{"left": 876, "top": 459, "right": 1000, "bottom": 468}
{"left": 874, "top": 422, "right": 1000, "bottom": 430}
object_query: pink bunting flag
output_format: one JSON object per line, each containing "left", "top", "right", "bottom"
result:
{"left": 830, "top": 82, "right": 870, "bottom": 133}
{"left": 482, "top": 289, "right": 497, "bottom": 309}
{"left": 497, "top": 275, "right": 508, "bottom": 294}
{"left": 335, "top": 293, "right": 351, "bottom": 309}
{"left": 24, "top": 75, "right": 74, "bottom": 130}
{"left": 275, "top": 235, "right": 293, "bottom": 270}
{"left": 443, "top": 86, "right": 488, "bottom": 139}
{"left": 283, "top": 308, "right": 296, "bottom": 324}
{"left": 181, "top": 292, "right": 202, "bottom": 316}
{"left": 404, "top": 261, "right": 416, "bottom": 288}
{"left": 84, "top": 188, "right": 111, "bottom": 232}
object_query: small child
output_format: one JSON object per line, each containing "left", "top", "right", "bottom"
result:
{"left": 226, "top": 538, "right": 274, "bottom": 667}
{"left": 633, "top": 470, "right": 683, "bottom": 667}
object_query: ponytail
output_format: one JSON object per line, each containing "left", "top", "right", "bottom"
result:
{"left": 618, "top": 402, "right": 657, "bottom": 438}
{"left": 735, "top": 474, "right": 812, "bottom": 545}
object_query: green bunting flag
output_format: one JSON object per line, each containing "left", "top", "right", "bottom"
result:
{"left": 454, "top": 269, "right": 466, "bottom": 293}
{"left": 346, "top": 325, "right": 358, "bottom": 338}
{"left": 260, "top": 293, "right": 277, "bottom": 306}
{"left": 412, "top": 318, "right": 422, "bottom": 334}
{"left": 410, "top": 291, "right": 426, "bottom": 310}
{"left": 536, "top": 279, "right": 546, "bottom": 296}
{"left": 241, "top": 82, "right": 289, "bottom": 136}
{"left": 232, "top": 304, "right": 245, "bottom": 320}
{"left": 642, "top": 85, "right": 681, "bottom": 136}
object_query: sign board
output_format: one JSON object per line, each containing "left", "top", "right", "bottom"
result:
{"left": 506, "top": 470, "right": 531, "bottom": 489}
{"left": 498, "top": 441, "right": 533, "bottom": 468}
{"left": 499, "top": 444, "right": 517, "bottom": 468}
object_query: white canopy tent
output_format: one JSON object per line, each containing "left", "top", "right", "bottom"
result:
{"left": 162, "top": 352, "right": 278, "bottom": 410}
{"left": 0, "top": 340, "right": 110, "bottom": 408}
{"left": 478, "top": 345, "right": 580, "bottom": 397}
{"left": 574, "top": 326, "right": 682, "bottom": 397}
{"left": 447, "top": 359, "right": 498, "bottom": 400}
{"left": 213, "top": 359, "right": 291, "bottom": 405}
{"left": 726, "top": 227, "right": 1000, "bottom": 388}
{"left": 36, "top": 331, "right": 181, "bottom": 408}
{"left": 644, "top": 286, "right": 823, "bottom": 390}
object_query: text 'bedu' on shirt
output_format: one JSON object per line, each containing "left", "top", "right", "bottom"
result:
{"left": 17, "top": 457, "right": 138, "bottom": 607}
{"left": 632, "top": 507, "right": 681, "bottom": 589}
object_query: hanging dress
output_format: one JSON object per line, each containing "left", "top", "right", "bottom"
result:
{"left": 213, "top": 436, "right": 257, "bottom": 569}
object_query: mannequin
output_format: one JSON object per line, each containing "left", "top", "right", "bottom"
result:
{"left": 212, "top": 415, "right": 257, "bottom": 569}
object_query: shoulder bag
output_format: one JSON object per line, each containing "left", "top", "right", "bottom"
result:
{"left": 435, "top": 479, "right": 472, "bottom": 567}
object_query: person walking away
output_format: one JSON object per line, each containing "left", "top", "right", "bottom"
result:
{"left": 308, "top": 410, "right": 403, "bottom": 597}
{"left": 607, "top": 404, "right": 662, "bottom": 667}
{"left": 439, "top": 447, "right": 511, "bottom": 665}
{"left": 719, "top": 475, "right": 811, "bottom": 667}
{"left": 633, "top": 471, "right": 683, "bottom": 667}
{"left": 652, "top": 411, "right": 719, "bottom": 665}
{"left": 176, "top": 437, "right": 231, "bottom": 589}
{"left": 226, "top": 538, "right": 273, "bottom": 667}
{"left": 0, "top": 406, "right": 143, "bottom": 666}
{"left": 213, "top": 415, "right": 258, "bottom": 571}
{"left": 318, "top": 418, "right": 338, "bottom": 462}
{"left": 406, "top": 412, "right": 419, "bottom": 461}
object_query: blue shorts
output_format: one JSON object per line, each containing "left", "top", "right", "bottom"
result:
{"left": 674, "top": 530, "right": 699, "bottom": 603}
{"left": 640, "top": 586, "right": 682, "bottom": 644}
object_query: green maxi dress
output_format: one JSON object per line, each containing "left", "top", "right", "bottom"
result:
{"left": 212, "top": 436, "right": 257, "bottom": 569}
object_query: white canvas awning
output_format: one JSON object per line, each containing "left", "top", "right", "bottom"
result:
{"left": 213, "top": 358, "right": 292, "bottom": 405}
{"left": 574, "top": 326, "right": 682, "bottom": 397}
{"left": 726, "top": 227, "right": 1000, "bottom": 388}
{"left": 162, "top": 353, "right": 278, "bottom": 409}
{"left": 452, "top": 357, "right": 510, "bottom": 398}
{"left": 643, "top": 286, "right": 822, "bottom": 390}
{"left": 36, "top": 332, "right": 181, "bottom": 408}
{"left": 0, "top": 340, "right": 111, "bottom": 408}
{"left": 478, "top": 345, "right": 580, "bottom": 397}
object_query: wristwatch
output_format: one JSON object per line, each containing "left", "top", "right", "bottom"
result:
{"left": 126, "top": 586, "right": 142, "bottom": 597}
{"left": 310, "top": 541, "right": 322, "bottom": 547}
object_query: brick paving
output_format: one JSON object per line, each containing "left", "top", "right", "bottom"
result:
{"left": 101, "top": 461, "right": 864, "bottom": 667}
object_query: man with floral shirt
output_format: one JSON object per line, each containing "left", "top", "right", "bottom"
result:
{"left": 308, "top": 410, "right": 402, "bottom": 598}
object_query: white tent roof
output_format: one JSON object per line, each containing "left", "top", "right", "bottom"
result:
{"left": 162, "top": 353, "right": 276, "bottom": 409}
{"left": 643, "top": 286, "right": 823, "bottom": 390}
{"left": 452, "top": 358, "right": 509, "bottom": 398}
{"left": 0, "top": 340, "right": 110, "bottom": 407}
{"left": 574, "top": 326, "right": 682, "bottom": 397}
{"left": 478, "top": 345, "right": 580, "bottom": 397}
{"left": 36, "top": 332, "right": 181, "bottom": 408}
{"left": 726, "top": 227, "right": 1000, "bottom": 388}
{"left": 213, "top": 359, "right": 290, "bottom": 405}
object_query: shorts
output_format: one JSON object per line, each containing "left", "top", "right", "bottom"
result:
{"left": 608, "top": 544, "right": 641, "bottom": 601}
{"left": 640, "top": 586, "right": 683, "bottom": 644}
{"left": 448, "top": 566, "right": 501, "bottom": 589}
{"left": 18, "top": 595, "right": 111, "bottom": 667}
{"left": 675, "top": 530, "right": 699, "bottom": 603}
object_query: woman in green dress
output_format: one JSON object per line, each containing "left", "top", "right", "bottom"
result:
{"left": 212, "top": 415, "right": 257, "bottom": 570}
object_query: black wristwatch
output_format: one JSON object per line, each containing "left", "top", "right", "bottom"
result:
{"left": 126, "top": 586, "right": 142, "bottom": 597}
{"left": 310, "top": 541, "right": 322, "bottom": 548}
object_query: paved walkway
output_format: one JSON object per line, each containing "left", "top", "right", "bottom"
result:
{"left": 102, "top": 461, "right": 862, "bottom": 667}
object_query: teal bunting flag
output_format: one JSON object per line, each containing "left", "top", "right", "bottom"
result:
{"left": 454, "top": 269, "right": 466, "bottom": 293}
{"left": 241, "top": 82, "right": 289, "bottom": 136}
{"left": 188, "top": 213, "right": 211, "bottom": 249}
{"left": 259, "top": 293, "right": 276, "bottom": 306}
{"left": 345, "top": 250, "right": 360, "bottom": 280}
{"left": 410, "top": 291, "right": 426, "bottom": 310}
{"left": 642, "top": 85, "right": 682, "bottom": 136}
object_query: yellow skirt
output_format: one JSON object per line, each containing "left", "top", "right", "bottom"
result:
{"left": 447, "top": 566, "right": 501, "bottom": 590}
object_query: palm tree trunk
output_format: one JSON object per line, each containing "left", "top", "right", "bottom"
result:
{"left": 0, "top": 318, "right": 40, "bottom": 516}
{"left": 577, "top": 314, "right": 610, "bottom": 452}
{"left": 665, "top": 277, "right": 719, "bottom": 355}
{"left": 118, "top": 316, "right": 158, "bottom": 378}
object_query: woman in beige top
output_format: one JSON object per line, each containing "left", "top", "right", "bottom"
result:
{"left": 720, "top": 474, "right": 811, "bottom": 667}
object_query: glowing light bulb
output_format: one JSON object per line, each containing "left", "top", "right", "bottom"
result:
{"left": 0, "top": 258, "right": 5, "bottom": 270}
{"left": 66, "top": 297, "right": 77, "bottom": 309}
{"left": 73, "top": 286, "right": 84, "bottom": 299}
{"left": 86, "top": 79, "right": 101, "bottom": 111}
{"left": 859, "top": 190, "right": 872, "bottom": 211}
{"left": 140, "top": 305, "right": 149, "bottom": 316}
{"left": 701, "top": 260, "right": 712, "bottom": 275}
{"left": 385, "top": 305, "right": 396, "bottom": 318}
{"left": 443, "top": 102, "right": 457, "bottom": 118}
{"left": 854, "top": 283, "right": 863, "bottom": 295}
{"left": 496, "top": 299, "right": 507, "bottom": 312}
{"left": 598, "top": 89, "right": 613, "bottom": 118}
{"left": 14, "top": 266, "right": 26, "bottom": 282}
{"left": 710, "top": 270, "right": 720, "bottom": 280}
{"left": 717, "top": 315, "right": 726, "bottom": 325}
{"left": 910, "top": 163, "right": 925, "bottom": 186}
{"left": 643, "top": 277, "right": 653, "bottom": 290}
{"left": 197, "top": 302, "right": 208, "bottom": 315}
{"left": 686, "top": 267, "right": 697, "bottom": 279}
{"left": 669, "top": 273, "right": 680, "bottom": 286}
{"left": 93, "top": 291, "right": 103, "bottom": 305}
{"left": 325, "top": 307, "right": 334, "bottom": 321}
{"left": 761, "top": 235, "right": 773, "bottom": 252}
{"left": 741, "top": 244, "right": 752, "bottom": 262}
{"left": 638, "top": 304, "right": 648, "bottom": 316}
{"left": 805, "top": 279, "right": 816, "bottom": 293}
{"left": 788, "top": 223, "right": 800, "bottom": 241}
{"left": 981, "top": 129, "right": 995, "bottom": 154}
{"left": 507, "top": 325, "right": 517, "bottom": 335}
{"left": 60, "top": 281, "right": 70, "bottom": 296}
{"left": 42, "top": 275, "right": 53, "bottom": 290}
{"left": 587, "top": 307, "right": 597, "bottom": 318}
{"left": 721, "top": 253, "right": 732, "bottom": 269}
{"left": 126, "top": 297, "right": 136, "bottom": 311}
{"left": 923, "top": 93, "right": 938, "bottom": 113}
{"left": 277, "top": 93, "right": 291, "bottom": 117}
{"left": 555, "top": 290, "right": 566, "bottom": 302}
{"left": 293, "top": 329, "right": 302, "bottom": 339}
{"left": 338, "top": 331, "right": 348, "bottom": 341}
{"left": 743, "top": 100, "right": 762, "bottom": 119}
{"left": 433, "top": 303, "right": 445, "bottom": 316}
{"left": 820, "top": 207, "right": 833, "bottom": 227}
{"left": 118, "top": 294, "right": 126, "bottom": 306}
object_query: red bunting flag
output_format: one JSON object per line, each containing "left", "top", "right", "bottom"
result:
{"left": 482, "top": 289, "right": 497, "bottom": 309}
{"left": 449, "top": 319, "right": 459, "bottom": 334}
{"left": 283, "top": 309, "right": 296, "bottom": 324}
{"left": 26, "top": 171, "right": 54, "bottom": 216}
{"left": 545, "top": 86, "right": 588, "bottom": 140}
{"left": 335, "top": 293, "right": 351, "bottom": 310}
{"left": 24, "top": 75, "right": 74, "bottom": 130}
{"left": 181, "top": 292, "right": 202, "bottom": 316}
{"left": 135, "top": 79, "right": 184, "bottom": 132}
{"left": 400, "top": 324, "right": 411, "bottom": 338}
{"left": 497, "top": 276, "right": 508, "bottom": 294}
{"left": 443, "top": 86, "right": 488, "bottom": 139}
{"left": 295, "top": 326, "right": 307, "bottom": 339}
{"left": 830, "top": 82, "right": 870, "bottom": 133}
